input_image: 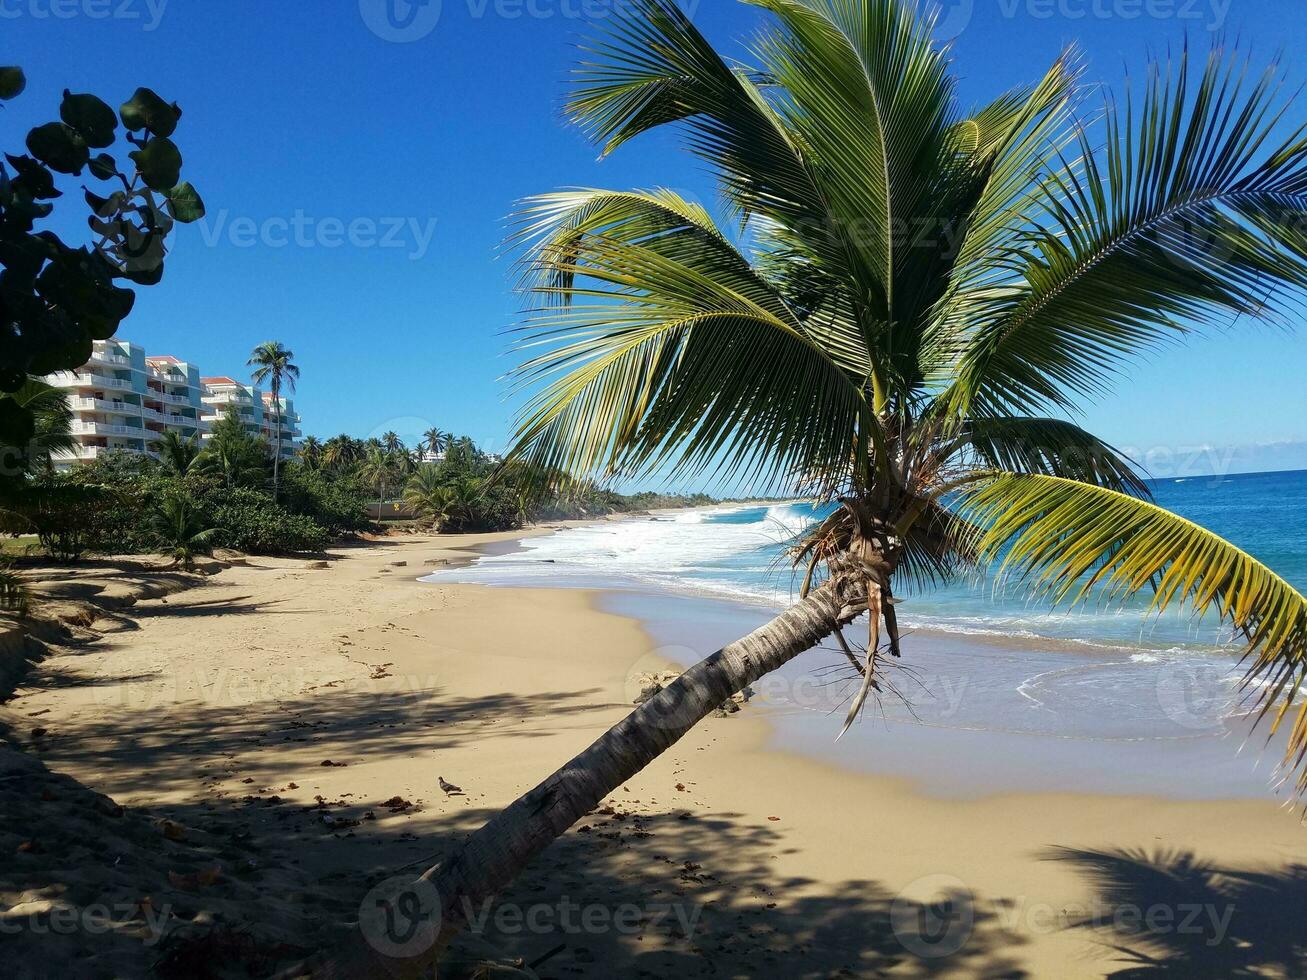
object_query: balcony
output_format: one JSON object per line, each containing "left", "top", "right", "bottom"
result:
{"left": 163, "top": 392, "right": 192, "bottom": 406}
{"left": 49, "top": 372, "right": 134, "bottom": 391}
{"left": 72, "top": 422, "right": 140, "bottom": 437}
{"left": 87, "top": 349, "right": 133, "bottom": 368}
{"left": 69, "top": 397, "right": 141, "bottom": 416}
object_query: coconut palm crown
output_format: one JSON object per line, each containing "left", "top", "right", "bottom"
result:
{"left": 505, "top": 0, "right": 1307, "bottom": 781}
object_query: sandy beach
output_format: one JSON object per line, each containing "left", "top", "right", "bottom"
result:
{"left": 4, "top": 530, "right": 1306, "bottom": 978}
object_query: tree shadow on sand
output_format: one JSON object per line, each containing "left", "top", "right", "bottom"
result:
{"left": 1045, "top": 846, "right": 1307, "bottom": 978}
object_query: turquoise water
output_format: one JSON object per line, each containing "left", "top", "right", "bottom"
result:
{"left": 430, "top": 470, "right": 1307, "bottom": 798}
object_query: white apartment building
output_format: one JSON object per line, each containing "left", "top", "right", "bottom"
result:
{"left": 45, "top": 339, "right": 302, "bottom": 469}
{"left": 260, "top": 391, "right": 302, "bottom": 459}
{"left": 46, "top": 340, "right": 209, "bottom": 466}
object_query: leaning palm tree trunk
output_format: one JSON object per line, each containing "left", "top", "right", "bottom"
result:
{"left": 312, "top": 573, "right": 865, "bottom": 977}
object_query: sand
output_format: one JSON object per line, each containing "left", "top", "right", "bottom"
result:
{"left": 3, "top": 531, "right": 1305, "bottom": 978}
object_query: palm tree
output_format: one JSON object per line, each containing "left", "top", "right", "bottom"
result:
{"left": 194, "top": 408, "right": 267, "bottom": 489}
{"left": 382, "top": 431, "right": 405, "bottom": 456}
{"left": 321, "top": 434, "right": 361, "bottom": 473}
{"left": 298, "top": 435, "right": 323, "bottom": 470}
{"left": 151, "top": 430, "right": 202, "bottom": 477}
{"left": 402, "top": 465, "right": 450, "bottom": 527}
{"left": 316, "top": 2, "right": 1307, "bottom": 972}
{"left": 247, "top": 341, "right": 299, "bottom": 502}
{"left": 403, "top": 468, "right": 484, "bottom": 530}
{"left": 358, "top": 444, "right": 396, "bottom": 510}
{"left": 150, "top": 494, "right": 218, "bottom": 570}
{"left": 0, "top": 380, "right": 76, "bottom": 484}
{"left": 421, "top": 427, "right": 450, "bottom": 459}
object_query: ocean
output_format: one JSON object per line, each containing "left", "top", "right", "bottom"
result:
{"left": 428, "top": 469, "right": 1307, "bottom": 800}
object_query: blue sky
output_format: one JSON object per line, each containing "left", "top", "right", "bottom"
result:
{"left": 12, "top": 0, "right": 1307, "bottom": 489}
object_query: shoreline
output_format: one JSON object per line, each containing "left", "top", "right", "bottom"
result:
{"left": 434, "top": 514, "right": 1287, "bottom": 803}
{"left": 4, "top": 532, "right": 1305, "bottom": 976}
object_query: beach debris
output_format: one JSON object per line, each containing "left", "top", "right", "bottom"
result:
{"left": 390, "top": 560, "right": 408, "bottom": 567}
{"left": 319, "top": 759, "right": 347, "bottom": 768}
{"left": 381, "top": 796, "right": 418, "bottom": 813}
{"left": 30, "top": 727, "right": 48, "bottom": 738}
{"left": 767, "top": 816, "right": 781, "bottom": 822}
{"left": 439, "top": 776, "right": 464, "bottom": 796}
{"left": 306, "top": 561, "right": 330, "bottom": 570}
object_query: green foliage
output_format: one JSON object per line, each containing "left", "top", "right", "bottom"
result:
{"left": 0, "top": 77, "right": 204, "bottom": 405}
{"left": 279, "top": 463, "right": 374, "bottom": 537}
{"left": 194, "top": 407, "right": 268, "bottom": 488}
{"left": 0, "top": 380, "right": 76, "bottom": 494}
{"left": 151, "top": 429, "right": 202, "bottom": 476}
{"left": 2, "top": 475, "right": 118, "bottom": 562}
{"left": 150, "top": 492, "right": 217, "bottom": 569}
{"left": 206, "top": 486, "right": 328, "bottom": 554}
{"left": 0, "top": 558, "right": 28, "bottom": 616}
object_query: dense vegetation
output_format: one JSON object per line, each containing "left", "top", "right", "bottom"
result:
{"left": 0, "top": 385, "right": 720, "bottom": 573}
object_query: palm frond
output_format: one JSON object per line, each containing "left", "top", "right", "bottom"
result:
{"left": 506, "top": 188, "right": 876, "bottom": 491}
{"left": 955, "top": 416, "right": 1150, "bottom": 496}
{"left": 961, "top": 473, "right": 1307, "bottom": 792}
{"left": 942, "top": 43, "right": 1307, "bottom": 417}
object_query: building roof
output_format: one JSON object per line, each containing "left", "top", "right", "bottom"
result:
{"left": 201, "top": 376, "right": 243, "bottom": 386}
{"left": 146, "top": 355, "right": 182, "bottom": 364}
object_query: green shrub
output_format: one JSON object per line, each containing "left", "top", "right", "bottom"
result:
{"left": 204, "top": 487, "right": 328, "bottom": 554}
{"left": 280, "top": 465, "right": 374, "bottom": 536}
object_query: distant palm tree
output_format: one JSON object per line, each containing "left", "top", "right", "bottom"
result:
{"left": 358, "top": 444, "right": 396, "bottom": 508}
{"left": 402, "top": 465, "right": 449, "bottom": 527}
{"left": 322, "top": 435, "right": 361, "bottom": 473}
{"left": 151, "top": 430, "right": 202, "bottom": 476}
{"left": 403, "top": 469, "right": 481, "bottom": 531}
{"left": 421, "top": 427, "right": 450, "bottom": 458}
{"left": 382, "top": 431, "right": 405, "bottom": 456}
{"left": 247, "top": 341, "right": 300, "bottom": 502}
{"left": 299, "top": 435, "right": 323, "bottom": 470}
{"left": 150, "top": 494, "right": 218, "bottom": 570}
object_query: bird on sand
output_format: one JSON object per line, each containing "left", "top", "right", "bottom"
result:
{"left": 439, "top": 777, "right": 463, "bottom": 796}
